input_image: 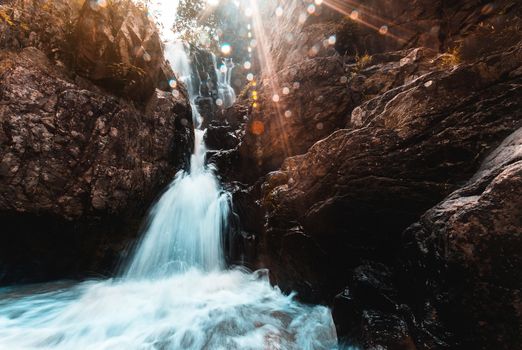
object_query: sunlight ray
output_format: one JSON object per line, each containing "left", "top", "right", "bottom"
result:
{"left": 250, "top": 0, "right": 293, "bottom": 159}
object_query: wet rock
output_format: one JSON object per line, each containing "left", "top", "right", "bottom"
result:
{"left": 204, "top": 122, "right": 240, "bottom": 150}
{"left": 195, "top": 96, "right": 216, "bottom": 126}
{"left": 333, "top": 262, "right": 398, "bottom": 334}
{"left": 258, "top": 41, "right": 522, "bottom": 308}
{"left": 190, "top": 45, "right": 220, "bottom": 100}
{"left": 350, "top": 263, "right": 398, "bottom": 313}
{"left": 259, "top": 224, "right": 335, "bottom": 303}
{"left": 360, "top": 310, "right": 417, "bottom": 350}
{"left": 206, "top": 146, "right": 264, "bottom": 185}
{"left": 0, "top": 47, "right": 193, "bottom": 284}
{"left": 400, "top": 127, "right": 522, "bottom": 350}
{"left": 333, "top": 288, "right": 361, "bottom": 338}
{"left": 223, "top": 182, "right": 263, "bottom": 268}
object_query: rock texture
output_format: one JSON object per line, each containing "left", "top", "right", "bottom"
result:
{"left": 235, "top": 0, "right": 522, "bottom": 174}
{"left": 217, "top": 1, "right": 522, "bottom": 349}
{"left": 0, "top": 0, "right": 193, "bottom": 283}
{"left": 400, "top": 127, "right": 522, "bottom": 349}
{"left": 260, "top": 42, "right": 522, "bottom": 300}
{"left": 0, "top": 0, "right": 82, "bottom": 59}
{"left": 1, "top": 0, "right": 521, "bottom": 348}
{"left": 0, "top": 48, "right": 191, "bottom": 219}
{"left": 1, "top": 0, "right": 173, "bottom": 101}
{"left": 261, "top": 0, "right": 521, "bottom": 71}
{"left": 74, "top": 0, "right": 173, "bottom": 102}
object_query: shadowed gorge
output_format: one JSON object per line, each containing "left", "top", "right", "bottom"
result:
{"left": 0, "top": 0, "right": 521, "bottom": 349}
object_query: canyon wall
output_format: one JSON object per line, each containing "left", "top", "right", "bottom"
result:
{"left": 0, "top": 0, "right": 194, "bottom": 283}
{"left": 0, "top": 0, "right": 520, "bottom": 348}
{"left": 215, "top": 1, "right": 522, "bottom": 349}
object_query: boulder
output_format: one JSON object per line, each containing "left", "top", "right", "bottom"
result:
{"left": 259, "top": 42, "right": 522, "bottom": 302}
{"left": 74, "top": 0, "right": 173, "bottom": 102}
{"left": 204, "top": 122, "right": 240, "bottom": 150}
{"left": 0, "top": 47, "right": 193, "bottom": 283}
{"left": 400, "top": 127, "right": 522, "bottom": 349}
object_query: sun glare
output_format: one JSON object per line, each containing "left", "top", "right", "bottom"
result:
{"left": 144, "top": 0, "right": 180, "bottom": 40}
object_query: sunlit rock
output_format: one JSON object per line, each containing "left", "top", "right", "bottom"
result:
{"left": 74, "top": 0, "right": 173, "bottom": 102}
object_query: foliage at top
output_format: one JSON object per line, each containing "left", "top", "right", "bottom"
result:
{"left": 172, "top": 0, "right": 250, "bottom": 59}
{"left": 173, "top": 0, "right": 219, "bottom": 45}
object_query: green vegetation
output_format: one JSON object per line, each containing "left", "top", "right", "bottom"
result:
{"left": 172, "top": 0, "right": 251, "bottom": 59}
{"left": 355, "top": 53, "right": 373, "bottom": 71}
{"left": 0, "top": 7, "right": 14, "bottom": 26}
{"left": 438, "top": 45, "right": 462, "bottom": 68}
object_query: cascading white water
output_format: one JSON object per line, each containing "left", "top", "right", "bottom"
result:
{"left": 213, "top": 54, "right": 237, "bottom": 108}
{"left": 125, "top": 129, "right": 229, "bottom": 278}
{"left": 0, "top": 270, "right": 339, "bottom": 349}
{"left": 166, "top": 40, "right": 203, "bottom": 126}
{"left": 125, "top": 41, "right": 230, "bottom": 278}
{"left": 0, "top": 3, "right": 340, "bottom": 349}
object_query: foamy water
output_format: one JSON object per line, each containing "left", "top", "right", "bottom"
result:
{"left": 0, "top": 269, "right": 337, "bottom": 349}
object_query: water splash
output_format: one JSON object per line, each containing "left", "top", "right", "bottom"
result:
{"left": 0, "top": 270, "right": 338, "bottom": 349}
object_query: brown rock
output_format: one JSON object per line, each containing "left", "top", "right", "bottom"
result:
{"left": 401, "top": 127, "right": 522, "bottom": 350}
{"left": 240, "top": 47, "right": 443, "bottom": 175}
{"left": 0, "top": 47, "right": 193, "bottom": 283}
{"left": 259, "top": 42, "right": 522, "bottom": 302}
{"left": 0, "top": 0, "right": 174, "bottom": 103}
{"left": 74, "top": 0, "right": 173, "bottom": 102}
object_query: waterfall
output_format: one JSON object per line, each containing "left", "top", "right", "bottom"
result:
{"left": 0, "top": 8, "right": 339, "bottom": 350}
{"left": 213, "top": 54, "right": 237, "bottom": 108}
{"left": 124, "top": 131, "right": 230, "bottom": 277}
{"left": 124, "top": 42, "right": 231, "bottom": 278}
{"left": 165, "top": 40, "right": 203, "bottom": 126}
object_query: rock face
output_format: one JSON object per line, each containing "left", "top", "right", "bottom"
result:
{"left": 237, "top": 0, "right": 522, "bottom": 174}
{"left": 0, "top": 48, "right": 192, "bottom": 219}
{"left": 1, "top": 0, "right": 174, "bottom": 102}
{"left": 240, "top": 47, "right": 447, "bottom": 174}
{"left": 74, "top": 0, "right": 173, "bottom": 102}
{"left": 216, "top": 0, "right": 522, "bottom": 349}
{"left": 261, "top": 0, "right": 521, "bottom": 71}
{"left": 260, "top": 42, "right": 522, "bottom": 300}
{"left": 0, "top": 1, "right": 194, "bottom": 283}
{"left": 0, "top": 0, "right": 82, "bottom": 59}
{"left": 240, "top": 55, "right": 353, "bottom": 172}
{"left": 400, "top": 128, "right": 522, "bottom": 349}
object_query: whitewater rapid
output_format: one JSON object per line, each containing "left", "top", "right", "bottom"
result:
{"left": 0, "top": 270, "right": 337, "bottom": 349}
